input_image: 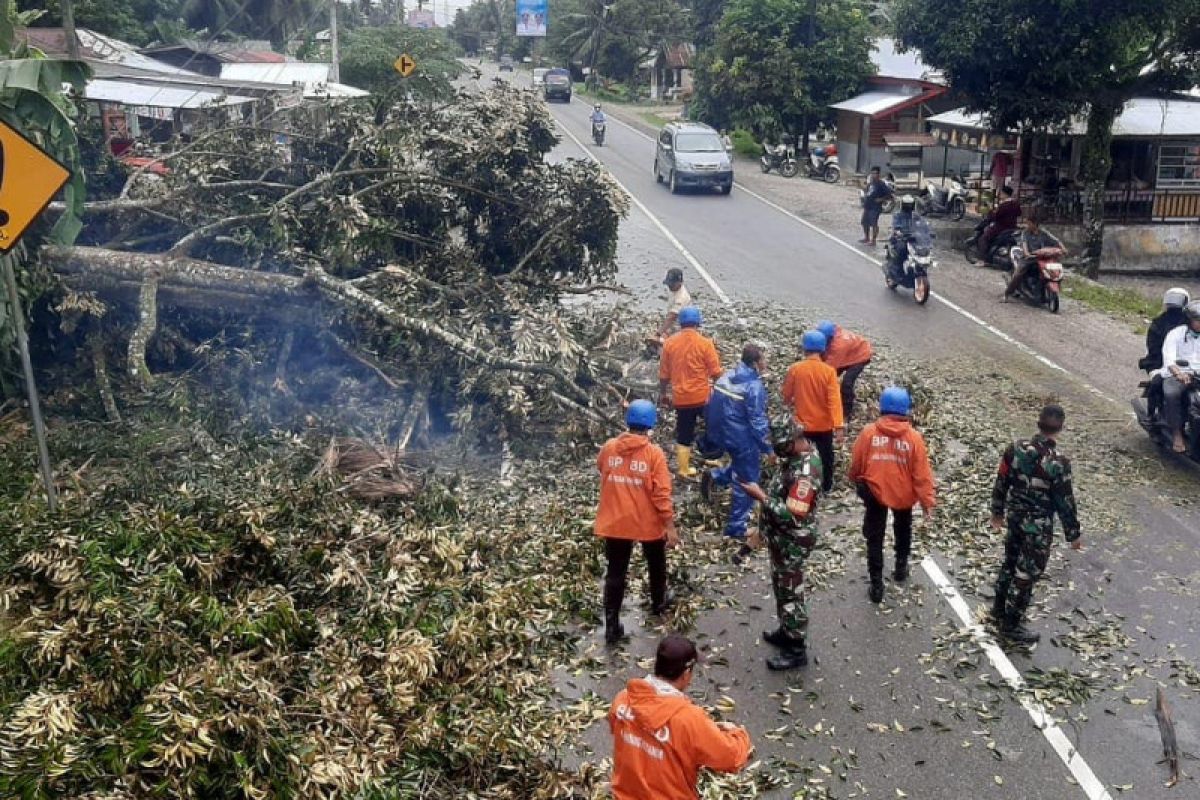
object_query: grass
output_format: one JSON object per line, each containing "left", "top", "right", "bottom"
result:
{"left": 1061, "top": 275, "right": 1158, "bottom": 330}
{"left": 639, "top": 111, "right": 672, "bottom": 129}
{"left": 730, "top": 129, "right": 762, "bottom": 158}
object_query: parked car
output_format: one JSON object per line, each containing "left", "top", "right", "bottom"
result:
{"left": 532, "top": 68, "right": 549, "bottom": 89}
{"left": 543, "top": 68, "right": 572, "bottom": 102}
{"left": 499, "top": 54, "right": 514, "bottom": 72}
{"left": 653, "top": 122, "right": 734, "bottom": 195}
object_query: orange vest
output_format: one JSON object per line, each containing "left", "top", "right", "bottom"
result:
{"left": 659, "top": 329, "right": 722, "bottom": 408}
{"left": 826, "top": 328, "right": 873, "bottom": 371}
{"left": 848, "top": 416, "right": 936, "bottom": 510}
{"left": 781, "top": 356, "right": 844, "bottom": 432}
{"left": 595, "top": 433, "right": 674, "bottom": 541}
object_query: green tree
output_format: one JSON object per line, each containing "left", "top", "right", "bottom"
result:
{"left": 692, "top": 0, "right": 875, "bottom": 143}
{"left": 895, "top": 0, "right": 1200, "bottom": 273}
{"left": 179, "top": 0, "right": 320, "bottom": 46}
{"left": 688, "top": 0, "right": 725, "bottom": 48}
{"left": 556, "top": 0, "right": 687, "bottom": 86}
{"left": 19, "top": 0, "right": 183, "bottom": 46}
{"left": 339, "top": 24, "right": 462, "bottom": 104}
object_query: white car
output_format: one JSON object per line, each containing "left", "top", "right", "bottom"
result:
{"left": 532, "top": 68, "right": 549, "bottom": 89}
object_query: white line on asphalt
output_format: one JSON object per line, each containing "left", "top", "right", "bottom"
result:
{"left": 921, "top": 556, "right": 1114, "bottom": 799}
{"left": 553, "top": 116, "right": 733, "bottom": 306}
{"left": 586, "top": 105, "right": 1121, "bottom": 405}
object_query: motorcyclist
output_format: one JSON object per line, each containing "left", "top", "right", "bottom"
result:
{"left": 886, "top": 195, "right": 918, "bottom": 269}
{"left": 974, "top": 185, "right": 1021, "bottom": 262}
{"left": 591, "top": 104, "right": 606, "bottom": 126}
{"left": 1004, "top": 211, "right": 1065, "bottom": 299}
{"left": 1160, "top": 301, "right": 1200, "bottom": 453}
{"left": 1141, "top": 288, "right": 1191, "bottom": 419}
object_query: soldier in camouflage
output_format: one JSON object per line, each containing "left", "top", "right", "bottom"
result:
{"left": 739, "top": 417, "right": 822, "bottom": 670}
{"left": 989, "top": 405, "right": 1083, "bottom": 644}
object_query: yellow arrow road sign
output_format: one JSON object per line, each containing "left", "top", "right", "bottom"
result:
{"left": 0, "top": 119, "right": 72, "bottom": 254}
{"left": 394, "top": 53, "right": 417, "bottom": 77}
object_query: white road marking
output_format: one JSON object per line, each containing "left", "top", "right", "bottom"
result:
{"left": 553, "top": 116, "right": 732, "bottom": 306}
{"left": 558, "top": 95, "right": 1118, "bottom": 798}
{"left": 583, "top": 102, "right": 1121, "bottom": 405}
{"left": 921, "top": 557, "right": 1115, "bottom": 799}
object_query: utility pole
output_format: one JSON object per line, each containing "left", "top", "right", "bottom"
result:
{"left": 329, "top": 0, "right": 340, "bottom": 82}
{"left": 800, "top": 0, "right": 816, "bottom": 155}
{"left": 61, "top": 0, "right": 81, "bottom": 60}
{"left": 1, "top": 255, "right": 58, "bottom": 513}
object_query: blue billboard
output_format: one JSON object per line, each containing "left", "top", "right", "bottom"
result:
{"left": 516, "top": 0, "right": 548, "bottom": 37}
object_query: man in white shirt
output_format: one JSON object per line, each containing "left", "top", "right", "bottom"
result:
{"left": 658, "top": 268, "right": 691, "bottom": 338}
{"left": 1160, "top": 301, "right": 1200, "bottom": 452}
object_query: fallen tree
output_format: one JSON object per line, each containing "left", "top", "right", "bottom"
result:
{"left": 34, "top": 84, "right": 630, "bottom": 438}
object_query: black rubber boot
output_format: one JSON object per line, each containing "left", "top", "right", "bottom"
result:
{"left": 650, "top": 589, "right": 676, "bottom": 617}
{"left": 990, "top": 593, "right": 1007, "bottom": 623}
{"left": 999, "top": 618, "right": 1040, "bottom": 645}
{"left": 893, "top": 559, "right": 909, "bottom": 583}
{"left": 604, "top": 609, "right": 625, "bottom": 645}
{"left": 869, "top": 575, "right": 884, "bottom": 604}
{"left": 700, "top": 470, "right": 714, "bottom": 504}
{"left": 762, "top": 627, "right": 789, "bottom": 647}
{"left": 767, "top": 639, "right": 808, "bottom": 670}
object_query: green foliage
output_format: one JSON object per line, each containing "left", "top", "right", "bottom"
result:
{"left": 552, "top": 0, "right": 689, "bottom": 83}
{"left": 691, "top": 0, "right": 876, "bottom": 140}
{"left": 894, "top": 0, "right": 1200, "bottom": 132}
{"left": 339, "top": 25, "right": 463, "bottom": 100}
{"left": 19, "top": 0, "right": 184, "bottom": 46}
{"left": 730, "top": 127, "right": 762, "bottom": 157}
{"left": 179, "top": 0, "right": 321, "bottom": 46}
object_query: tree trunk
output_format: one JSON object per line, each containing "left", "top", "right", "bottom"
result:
{"left": 1078, "top": 101, "right": 1120, "bottom": 278}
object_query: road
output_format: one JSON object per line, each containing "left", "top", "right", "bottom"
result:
{"left": 486, "top": 67, "right": 1200, "bottom": 798}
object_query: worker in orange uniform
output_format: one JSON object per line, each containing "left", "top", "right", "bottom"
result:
{"left": 659, "top": 306, "right": 722, "bottom": 477}
{"left": 596, "top": 400, "right": 679, "bottom": 645}
{"left": 817, "top": 320, "right": 873, "bottom": 420}
{"left": 848, "top": 387, "right": 936, "bottom": 604}
{"left": 609, "top": 634, "right": 751, "bottom": 799}
{"left": 781, "top": 330, "right": 844, "bottom": 493}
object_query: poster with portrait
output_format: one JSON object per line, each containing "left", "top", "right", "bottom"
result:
{"left": 516, "top": 0, "right": 548, "bottom": 37}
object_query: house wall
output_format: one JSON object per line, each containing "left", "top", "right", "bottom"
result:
{"left": 1103, "top": 224, "right": 1200, "bottom": 273}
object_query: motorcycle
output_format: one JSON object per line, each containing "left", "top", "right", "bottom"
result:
{"left": 964, "top": 223, "right": 1021, "bottom": 270}
{"left": 883, "top": 216, "right": 935, "bottom": 305}
{"left": 1132, "top": 360, "right": 1200, "bottom": 463}
{"left": 1008, "top": 247, "right": 1065, "bottom": 313}
{"left": 591, "top": 120, "right": 606, "bottom": 146}
{"left": 760, "top": 142, "right": 799, "bottom": 178}
{"left": 916, "top": 172, "right": 968, "bottom": 220}
{"left": 802, "top": 144, "right": 840, "bottom": 183}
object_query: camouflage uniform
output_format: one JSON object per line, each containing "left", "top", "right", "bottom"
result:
{"left": 757, "top": 449, "right": 823, "bottom": 643}
{"left": 990, "top": 434, "right": 1080, "bottom": 624}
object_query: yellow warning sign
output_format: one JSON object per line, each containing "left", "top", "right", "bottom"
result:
{"left": 0, "top": 119, "right": 72, "bottom": 254}
{"left": 394, "top": 54, "right": 417, "bottom": 77}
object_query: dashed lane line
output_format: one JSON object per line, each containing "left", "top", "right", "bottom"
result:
{"left": 921, "top": 556, "right": 1115, "bottom": 800}
{"left": 557, "top": 96, "right": 1117, "bottom": 799}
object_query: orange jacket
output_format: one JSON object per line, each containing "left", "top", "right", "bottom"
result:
{"left": 825, "top": 327, "right": 873, "bottom": 372}
{"left": 849, "top": 415, "right": 936, "bottom": 511}
{"left": 610, "top": 676, "right": 750, "bottom": 800}
{"left": 659, "top": 329, "right": 722, "bottom": 408}
{"left": 596, "top": 433, "right": 674, "bottom": 542}
{"left": 781, "top": 355, "right": 844, "bottom": 433}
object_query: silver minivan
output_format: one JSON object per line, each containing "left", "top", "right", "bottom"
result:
{"left": 653, "top": 122, "right": 733, "bottom": 195}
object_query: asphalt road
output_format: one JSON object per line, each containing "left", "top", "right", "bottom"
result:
{"left": 485, "top": 67, "right": 1200, "bottom": 799}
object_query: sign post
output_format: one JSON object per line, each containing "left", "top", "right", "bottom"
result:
{"left": 0, "top": 118, "right": 73, "bottom": 512}
{"left": 394, "top": 53, "right": 417, "bottom": 78}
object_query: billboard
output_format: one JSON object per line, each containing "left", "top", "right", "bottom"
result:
{"left": 516, "top": 0, "right": 547, "bottom": 37}
{"left": 407, "top": 8, "right": 436, "bottom": 29}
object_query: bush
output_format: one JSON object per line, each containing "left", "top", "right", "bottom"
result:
{"left": 730, "top": 129, "right": 762, "bottom": 158}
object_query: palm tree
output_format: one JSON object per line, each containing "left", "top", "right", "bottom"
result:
{"left": 558, "top": 0, "right": 612, "bottom": 88}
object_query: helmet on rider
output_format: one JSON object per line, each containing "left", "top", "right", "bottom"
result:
{"left": 801, "top": 330, "right": 827, "bottom": 353}
{"left": 879, "top": 386, "right": 912, "bottom": 416}
{"left": 816, "top": 320, "right": 837, "bottom": 340}
{"left": 769, "top": 415, "right": 806, "bottom": 458}
{"left": 1164, "top": 288, "right": 1191, "bottom": 309}
{"left": 1186, "top": 300, "right": 1200, "bottom": 323}
{"left": 678, "top": 306, "right": 702, "bottom": 327}
{"left": 625, "top": 399, "right": 657, "bottom": 430}
{"left": 900, "top": 195, "right": 916, "bottom": 212}
{"left": 593, "top": 103, "right": 601, "bottom": 110}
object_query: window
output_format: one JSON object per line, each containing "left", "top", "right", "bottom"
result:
{"left": 1156, "top": 142, "right": 1200, "bottom": 188}
{"left": 674, "top": 132, "right": 724, "bottom": 152}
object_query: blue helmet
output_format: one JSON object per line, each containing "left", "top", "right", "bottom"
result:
{"left": 816, "top": 320, "right": 837, "bottom": 340}
{"left": 801, "top": 330, "right": 827, "bottom": 353}
{"left": 678, "top": 306, "right": 702, "bottom": 327}
{"left": 626, "top": 399, "right": 658, "bottom": 429}
{"left": 880, "top": 387, "right": 912, "bottom": 416}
